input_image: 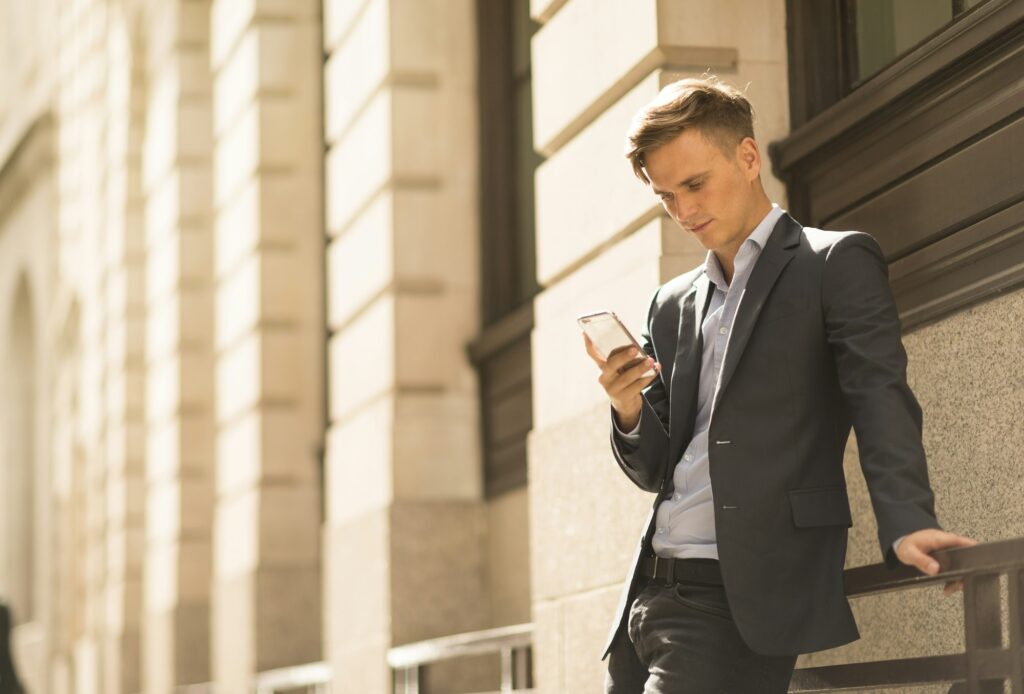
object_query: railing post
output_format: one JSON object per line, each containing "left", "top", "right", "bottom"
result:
{"left": 500, "top": 646, "right": 513, "bottom": 693}
{"left": 393, "top": 665, "right": 420, "bottom": 694}
{"left": 963, "top": 572, "right": 1003, "bottom": 694}
{"left": 512, "top": 645, "right": 532, "bottom": 689}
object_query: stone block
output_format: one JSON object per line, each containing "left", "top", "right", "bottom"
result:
{"left": 392, "top": 390, "right": 481, "bottom": 501}
{"left": 391, "top": 86, "right": 442, "bottom": 179}
{"left": 145, "top": 226, "right": 213, "bottom": 305}
{"left": 146, "top": 536, "right": 211, "bottom": 614}
{"left": 561, "top": 587, "right": 622, "bottom": 693}
{"left": 146, "top": 476, "right": 214, "bottom": 543}
{"left": 657, "top": 0, "right": 788, "bottom": 64}
{"left": 212, "top": 102, "right": 259, "bottom": 206}
{"left": 214, "top": 328, "right": 300, "bottom": 422}
{"left": 394, "top": 289, "right": 476, "bottom": 392}
{"left": 534, "top": 70, "right": 665, "bottom": 285}
{"left": 214, "top": 22, "right": 320, "bottom": 137}
{"left": 323, "top": 508, "right": 391, "bottom": 645}
{"left": 146, "top": 350, "right": 215, "bottom": 421}
{"left": 147, "top": 601, "right": 212, "bottom": 691}
{"left": 326, "top": 192, "right": 393, "bottom": 329}
{"left": 211, "top": 571, "right": 255, "bottom": 691}
{"left": 210, "top": 0, "right": 319, "bottom": 67}
{"left": 257, "top": 482, "right": 321, "bottom": 566}
{"left": 324, "top": 396, "right": 393, "bottom": 528}
{"left": 531, "top": 0, "right": 658, "bottom": 155}
{"left": 532, "top": 0, "right": 741, "bottom": 155}
{"left": 213, "top": 96, "right": 318, "bottom": 207}
{"left": 530, "top": 600, "right": 564, "bottom": 694}
{"left": 528, "top": 404, "right": 652, "bottom": 602}
{"left": 254, "top": 565, "right": 321, "bottom": 670}
{"left": 174, "top": 600, "right": 211, "bottom": 683}
{"left": 214, "top": 248, "right": 299, "bottom": 350}
{"left": 327, "top": 293, "right": 395, "bottom": 421}
{"left": 393, "top": 186, "right": 477, "bottom": 289}
{"left": 323, "top": 0, "right": 388, "bottom": 144}
{"left": 144, "top": 167, "right": 213, "bottom": 246}
{"left": 213, "top": 489, "right": 259, "bottom": 579}
{"left": 324, "top": 89, "right": 391, "bottom": 234}
{"left": 216, "top": 407, "right": 318, "bottom": 495}
{"left": 389, "top": 500, "right": 489, "bottom": 644}
{"left": 145, "top": 413, "right": 214, "bottom": 482}
{"left": 485, "top": 487, "right": 532, "bottom": 627}
{"left": 145, "top": 286, "right": 213, "bottom": 364}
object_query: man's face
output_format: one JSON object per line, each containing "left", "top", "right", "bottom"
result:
{"left": 643, "top": 127, "right": 762, "bottom": 259}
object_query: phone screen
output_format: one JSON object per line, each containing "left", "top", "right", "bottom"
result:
{"left": 578, "top": 311, "right": 655, "bottom": 377}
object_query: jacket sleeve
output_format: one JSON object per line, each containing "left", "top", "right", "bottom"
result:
{"left": 821, "top": 232, "right": 942, "bottom": 569}
{"left": 608, "top": 285, "right": 671, "bottom": 493}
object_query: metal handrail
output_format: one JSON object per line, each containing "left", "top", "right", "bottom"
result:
{"left": 387, "top": 623, "right": 533, "bottom": 694}
{"left": 252, "top": 661, "right": 332, "bottom": 694}
{"left": 790, "top": 536, "right": 1024, "bottom": 693}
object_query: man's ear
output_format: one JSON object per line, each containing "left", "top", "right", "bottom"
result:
{"left": 738, "top": 137, "right": 761, "bottom": 181}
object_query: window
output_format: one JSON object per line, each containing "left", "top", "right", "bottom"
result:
{"left": 470, "top": 0, "right": 542, "bottom": 498}
{"left": 774, "top": 0, "right": 1024, "bottom": 329}
{"left": 785, "top": 0, "right": 993, "bottom": 128}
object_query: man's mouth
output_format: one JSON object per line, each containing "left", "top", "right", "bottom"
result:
{"left": 689, "top": 220, "right": 712, "bottom": 232}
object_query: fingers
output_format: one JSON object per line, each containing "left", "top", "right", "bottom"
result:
{"left": 901, "top": 542, "right": 940, "bottom": 575}
{"left": 605, "top": 358, "right": 660, "bottom": 399}
{"left": 916, "top": 530, "right": 978, "bottom": 552}
{"left": 582, "top": 332, "right": 606, "bottom": 366}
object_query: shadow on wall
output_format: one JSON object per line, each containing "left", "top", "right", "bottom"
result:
{"left": 0, "top": 601, "right": 24, "bottom": 694}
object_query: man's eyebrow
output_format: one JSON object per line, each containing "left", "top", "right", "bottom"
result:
{"left": 651, "top": 171, "right": 710, "bottom": 195}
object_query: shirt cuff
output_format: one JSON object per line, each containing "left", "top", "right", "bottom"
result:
{"left": 893, "top": 534, "right": 907, "bottom": 554}
{"left": 612, "top": 410, "right": 641, "bottom": 441}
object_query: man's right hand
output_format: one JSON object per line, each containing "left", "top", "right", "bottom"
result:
{"left": 583, "top": 332, "right": 661, "bottom": 432}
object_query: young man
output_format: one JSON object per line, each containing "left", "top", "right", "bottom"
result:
{"left": 582, "top": 76, "right": 976, "bottom": 693}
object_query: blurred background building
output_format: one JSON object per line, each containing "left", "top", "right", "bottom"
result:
{"left": 0, "top": 0, "right": 1021, "bottom": 692}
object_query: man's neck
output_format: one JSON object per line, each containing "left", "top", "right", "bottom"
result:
{"left": 713, "top": 199, "right": 774, "bottom": 284}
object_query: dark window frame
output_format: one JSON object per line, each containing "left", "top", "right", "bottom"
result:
{"left": 773, "top": 0, "right": 1024, "bottom": 331}
{"left": 469, "top": 0, "right": 539, "bottom": 498}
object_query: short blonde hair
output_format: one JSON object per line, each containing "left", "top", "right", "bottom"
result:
{"left": 625, "top": 75, "right": 755, "bottom": 184}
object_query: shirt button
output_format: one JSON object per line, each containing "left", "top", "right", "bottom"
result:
{"left": 719, "top": 326, "right": 728, "bottom": 335}
{"left": 674, "top": 494, "right": 681, "bottom": 501}
{"left": 685, "top": 454, "right": 692, "bottom": 461}
{"left": 657, "top": 528, "right": 665, "bottom": 534}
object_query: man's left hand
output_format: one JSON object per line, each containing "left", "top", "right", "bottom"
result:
{"left": 895, "top": 528, "right": 977, "bottom": 597}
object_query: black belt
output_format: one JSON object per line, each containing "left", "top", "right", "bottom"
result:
{"left": 640, "top": 556, "right": 723, "bottom": 585}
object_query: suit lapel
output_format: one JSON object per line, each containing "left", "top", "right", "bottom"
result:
{"left": 667, "top": 273, "right": 711, "bottom": 463}
{"left": 713, "top": 214, "right": 801, "bottom": 408}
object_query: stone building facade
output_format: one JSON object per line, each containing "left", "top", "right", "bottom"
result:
{"left": 0, "top": 1, "right": 1021, "bottom": 693}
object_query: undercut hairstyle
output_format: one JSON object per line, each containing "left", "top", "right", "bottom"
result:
{"left": 625, "top": 75, "right": 755, "bottom": 185}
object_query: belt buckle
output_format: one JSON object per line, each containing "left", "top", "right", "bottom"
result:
{"left": 652, "top": 555, "right": 674, "bottom": 586}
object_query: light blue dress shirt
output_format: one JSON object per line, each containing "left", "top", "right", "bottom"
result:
{"left": 616, "top": 204, "right": 906, "bottom": 559}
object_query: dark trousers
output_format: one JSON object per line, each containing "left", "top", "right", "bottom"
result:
{"left": 605, "top": 567, "right": 797, "bottom": 693}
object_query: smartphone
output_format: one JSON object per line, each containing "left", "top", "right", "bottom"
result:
{"left": 577, "top": 310, "right": 656, "bottom": 377}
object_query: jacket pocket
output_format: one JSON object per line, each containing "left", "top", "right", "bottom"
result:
{"left": 788, "top": 485, "right": 853, "bottom": 528}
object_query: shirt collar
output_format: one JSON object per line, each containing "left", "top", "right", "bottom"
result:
{"left": 704, "top": 203, "right": 785, "bottom": 289}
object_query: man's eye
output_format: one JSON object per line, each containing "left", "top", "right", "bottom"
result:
{"left": 659, "top": 194, "right": 673, "bottom": 201}
{"left": 687, "top": 183, "right": 703, "bottom": 191}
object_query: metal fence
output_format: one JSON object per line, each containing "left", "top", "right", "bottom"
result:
{"left": 387, "top": 622, "right": 533, "bottom": 694}
{"left": 790, "top": 536, "right": 1024, "bottom": 693}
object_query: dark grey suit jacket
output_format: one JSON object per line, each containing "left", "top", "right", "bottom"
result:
{"left": 602, "top": 212, "right": 942, "bottom": 659}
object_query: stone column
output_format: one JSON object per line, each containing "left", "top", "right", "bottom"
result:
{"left": 321, "top": 1, "right": 486, "bottom": 691}
{"left": 140, "top": 1, "right": 216, "bottom": 692}
{"left": 527, "top": 0, "right": 789, "bottom": 691}
{"left": 99, "top": 7, "right": 149, "bottom": 693}
{"left": 55, "top": 0, "right": 113, "bottom": 690}
{"left": 208, "top": 1, "right": 323, "bottom": 690}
